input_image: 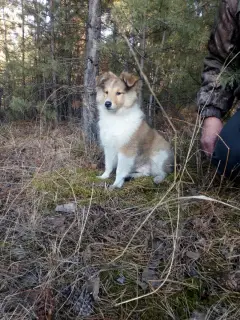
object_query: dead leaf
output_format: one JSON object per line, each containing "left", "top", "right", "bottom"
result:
{"left": 82, "top": 245, "right": 92, "bottom": 265}
{"left": 11, "top": 246, "right": 27, "bottom": 261}
{"left": 223, "top": 270, "right": 240, "bottom": 292}
{"left": 116, "top": 274, "right": 126, "bottom": 285}
{"left": 186, "top": 251, "right": 200, "bottom": 260}
{"left": 46, "top": 215, "right": 66, "bottom": 228}
{"left": 139, "top": 238, "right": 166, "bottom": 290}
{"left": 189, "top": 311, "right": 207, "bottom": 320}
{"left": 27, "top": 288, "right": 55, "bottom": 320}
{"left": 141, "top": 267, "right": 160, "bottom": 290}
{"left": 55, "top": 202, "right": 76, "bottom": 213}
{"left": 148, "top": 238, "right": 165, "bottom": 269}
{"left": 60, "top": 273, "right": 100, "bottom": 317}
{"left": 87, "top": 275, "right": 100, "bottom": 302}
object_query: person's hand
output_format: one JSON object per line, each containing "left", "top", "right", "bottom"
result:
{"left": 201, "top": 117, "right": 223, "bottom": 156}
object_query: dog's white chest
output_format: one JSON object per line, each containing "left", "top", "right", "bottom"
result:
{"left": 99, "top": 108, "right": 143, "bottom": 148}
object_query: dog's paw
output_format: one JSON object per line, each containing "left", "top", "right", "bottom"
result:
{"left": 108, "top": 183, "right": 122, "bottom": 191}
{"left": 97, "top": 172, "right": 110, "bottom": 180}
{"left": 108, "top": 184, "right": 117, "bottom": 191}
{"left": 153, "top": 173, "right": 166, "bottom": 184}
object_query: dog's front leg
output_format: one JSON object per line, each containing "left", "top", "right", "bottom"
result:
{"left": 98, "top": 146, "right": 117, "bottom": 179}
{"left": 110, "top": 153, "right": 135, "bottom": 189}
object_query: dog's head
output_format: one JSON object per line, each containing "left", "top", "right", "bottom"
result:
{"left": 96, "top": 71, "right": 141, "bottom": 112}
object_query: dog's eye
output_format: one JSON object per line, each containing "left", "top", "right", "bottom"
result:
{"left": 105, "top": 91, "right": 108, "bottom": 95}
{"left": 116, "top": 92, "right": 122, "bottom": 96}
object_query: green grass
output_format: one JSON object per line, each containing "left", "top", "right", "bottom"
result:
{"left": 32, "top": 167, "right": 175, "bottom": 209}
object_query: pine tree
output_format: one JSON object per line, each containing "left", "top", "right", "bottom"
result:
{"left": 83, "top": 0, "right": 101, "bottom": 144}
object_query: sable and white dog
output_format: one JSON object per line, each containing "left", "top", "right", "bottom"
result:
{"left": 96, "top": 71, "right": 174, "bottom": 189}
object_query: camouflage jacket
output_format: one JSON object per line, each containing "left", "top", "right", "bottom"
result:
{"left": 197, "top": 0, "right": 240, "bottom": 119}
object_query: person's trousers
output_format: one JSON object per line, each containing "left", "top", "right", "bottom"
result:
{"left": 211, "top": 110, "right": 240, "bottom": 179}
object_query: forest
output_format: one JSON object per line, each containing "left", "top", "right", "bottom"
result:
{"left": 0, "top": 0, "right": 217, "bottom": 127}
{"left": 1, "top": 1, "right": 240, "bottom": 319}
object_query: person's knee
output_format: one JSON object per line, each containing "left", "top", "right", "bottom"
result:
{"left": 210, "top": 111, "right": 240, "bottom": 178}
{"left": 212, "top": 140, "right": 240, "bottom": 178}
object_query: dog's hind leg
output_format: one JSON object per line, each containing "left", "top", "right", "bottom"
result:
{"left": 128, "top": 164, "right": 151, "bottom": 179}
{"left": 98, "top": 146, "right": 117, "bottom": 179}
{"left": 128, "top": 172, "right": 148, "bottom": 178}
{"left": 110, "top": 153, "right": 135, "bottom": 189}
{"left": 151, "top": 150, "right": 170, "bottom": 184}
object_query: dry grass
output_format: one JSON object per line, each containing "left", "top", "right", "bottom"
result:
{"left": 1, "top": 120, "right": 240, "bottom": 320}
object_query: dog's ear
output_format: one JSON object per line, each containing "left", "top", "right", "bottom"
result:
{"left": 96, "top": 72, "right": 116, "bottom": 88}
{"left": 120, "top": 72, "right": 140, "bottom": 90}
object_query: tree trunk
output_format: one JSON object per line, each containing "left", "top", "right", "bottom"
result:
{"left": 2, "top": 6, "right": 10, "bottom": 108}
{"left": 148, "top": 31, "right": 165, "bottom": 126}
{"left": 148, "top": 66, "right": 159, "bottom": 126}
{"left": 139, "top": 14, "right": 146, "bottom": 107}
{"left": 33, "top": 0, "right": 41, "bottom": 101}
{"left": 64, "top": 0, "right": 72, "bottom": 120}
{"left": 83, "top": 0, "right": 101, "bottom": 144}
{"left": 21, "top": 0, "right": 26, "bottom": 98}
{"left": 49, "top": 0, "right": 58, "bottom": 123}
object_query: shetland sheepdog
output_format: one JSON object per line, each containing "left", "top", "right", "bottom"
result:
{"left": 96, "top": 71, "right": 174, "bottom": 189}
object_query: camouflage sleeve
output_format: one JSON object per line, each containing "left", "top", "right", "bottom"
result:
{"left": 197, "top": 0, "right": 240, "bottom": 119}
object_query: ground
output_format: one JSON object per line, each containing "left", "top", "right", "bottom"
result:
{"left": 1, "top": 121, "right": 240, "bottom": 320}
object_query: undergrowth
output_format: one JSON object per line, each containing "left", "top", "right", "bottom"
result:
{"left": 1, "top": 121, "right": 240, "bottom": 320}
{"left": 32, "top": 167, "right": 174, "bottom": 208}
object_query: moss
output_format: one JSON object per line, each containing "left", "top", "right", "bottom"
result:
{"left": 101, "top": 267, "right": 232, "bottom": 320}
{"left": 31, "top": 167, "right": 173, "bottom": 208}
{"left": 100, "top": 268, "right": 198, "bottom": 319}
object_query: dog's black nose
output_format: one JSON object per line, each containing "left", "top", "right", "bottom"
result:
{"left": 105, "top": 101, "right": 112, "bottom": 109}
